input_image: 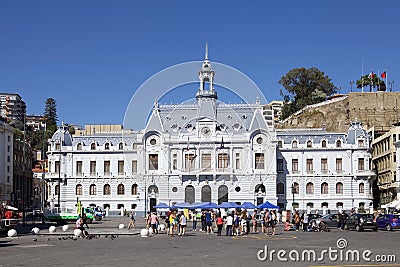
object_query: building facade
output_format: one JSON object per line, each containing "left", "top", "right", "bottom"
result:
{"left": 13, "top": 139, "right": 35, "bottom": 208}
{"left": 372, "top": 125, "right": 400, "bottom": 207}
{"left": 45, "top": 51, "right": 375, "bottom": 215}
{"left": 0, "top": 93, "right": 26, "bottom": 124}
{"left": 0, "top": 118, "right": 14, "bottom": 203}
{"left": 276, "top": 122, "right": 375, "bottom": 213}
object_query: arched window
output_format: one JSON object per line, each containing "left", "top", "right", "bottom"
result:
{"left": 76, "top": 184, "right": 83, "bottom": 195}
{"left": 103, "top": 184, "right": 111, "bottom": 195}
{"left": 55, "top": 185, "right": 60, "bottom": 195}
{"left": 292, "top": 140, "right": 298, "bottom": 148}
{"left": 201, "top": 185, "right": 211, "bottom": 202}
{"left": 292, "top": 182, "right": 299, "bottom": 194}
{"left": 77, "top": 143, "right": 82, "bottom": 150}
{"left": 277, "top": 141, "right": 283, "bottom": 148}
{"left": 276, "top": 182, "right": 284, "bottom": 195}
{"left": 105, "top": 143, "right": 110, "bottom": 150}
{"left": 336, "top": 140, "right": 342, "bottom": 148}
{"left": 336, "top": 182, "right": 343, "bottom": 194}
{"left": 218, "top": 185, "right": 228, "bottom": 204}
{"left": 91, "top": 143, "right": 96, "bottom": 150}
{"left": 89, "top": 184, "right": 97, "bottom": 195}
{"left": 131, "top": 184, "right": 138, "bottom": 195}
{"left": 147, "top": 185, "right": 159, "bottom": 195}
{"left": 306, "top": 182, "right": 314, "bottom": 194}
{"left": 307, "top": 140, "right": 312, "bottom": 148}
{"left": 185, "top": 185, "right": 195, "bottom": 204}
{"left": 321, "top": 182, "right": 329, "bottom": 194}
{"left": 117, "top": 184, "right": 125, "bottom": 195}
{"left": 321, "top": 140, "right": 327, "bottom": 148}
{"left": 359, "top": 183, "right": 365, "bottom": 194}
{"left": 255, "top": 184, "right": 266, "bottom": 194}
{"left": 118, "top": 142, "right": 123, "bottom": 150}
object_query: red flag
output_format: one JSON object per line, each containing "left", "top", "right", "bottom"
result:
{"left": 368, "top": 71, "right": 375, "bottom": 79}
{"left": 381, "top": 71, "right": 386, "bottom": 79}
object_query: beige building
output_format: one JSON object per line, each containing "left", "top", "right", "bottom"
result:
{"left": 370, "top": 124, "right": 400, "bottom": 207}
{"left": 263, "top": 100, "right": 283, "bottom": 124}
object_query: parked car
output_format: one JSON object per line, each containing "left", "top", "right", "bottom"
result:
{"left": 315, "top": 213, "right": 339, "bottom": 228}
{"left": 345, "top": 213, "right": 377, "bottom": 232}
{"left": 376, "top": 214, "right": 400, "bottom": 231}
{"left": 307, "top": 213, "right": 323, "bottom": 226}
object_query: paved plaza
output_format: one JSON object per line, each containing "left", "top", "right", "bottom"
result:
{"left": 1, "top": 217, "right": 400, "bottom": 267}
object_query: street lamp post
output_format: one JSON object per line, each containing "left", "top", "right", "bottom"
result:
{"left": 350, "top": 81, "right": 354, "bottom": 92}
{"left": 291, "top": 182, "right": 295, "bottom": 212}
{"left": 57, "top": 138, "right": 61, "bottom": 211}
{"left": 144, "top": 175, "right": 147, "bottom": 217}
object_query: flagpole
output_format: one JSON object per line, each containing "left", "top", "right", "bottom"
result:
{"left": 378, "top": 70, "right": 380, "bottom": 91}
{"left": 386, "top": 70, "right": 388, "bottom": 91}
{"left": 361, "top": 58, "right": 364, "bottom": 92}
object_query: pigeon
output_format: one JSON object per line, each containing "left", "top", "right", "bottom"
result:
{"left": 47, "top": 238, "right": 50, "bottom": 242}
{"left": 58, "top": 237, "right": 62, "bottom": 240}
{"left": 32, "top": 237, "right": 38, "bottom": 242}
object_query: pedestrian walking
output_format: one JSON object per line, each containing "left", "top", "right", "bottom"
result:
{"left": 205, "top": 210, "right": 212, "bottom": 234}
{"left": 200, "top": 211, "right": 206, "bottom": 232}
{"left": 302, "top": 212, "right": 309, "bottom": 231}
{"left": 179, "top": 211, "right": 187, "bottom": 236}
{"left": 150, "top": 212, "right": 159, "bottom": 234}
{"left": 169, "top": 211, "right": 176, "bottom": 236}
{"left": 192, "top": 211, "right": 197, "bottom": 231}
{"left": 226, "top": 213, "right": 233, "bottom": 236}
{"left": 127, "top": 210, "right": 136, "bottom": 230}
{"left": 252, "top": 211, "right": 258, "bottom": 233}
{"left": 216, "top": 215, "right": 224, "bottom": 236}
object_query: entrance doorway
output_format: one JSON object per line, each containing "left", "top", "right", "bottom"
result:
{"left": 149, "top": 198, "right": 156, "bottom": 212}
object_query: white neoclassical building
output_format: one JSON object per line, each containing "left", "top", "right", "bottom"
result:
{"left": 45, "top": 50, "right": 375, "bottom": 215}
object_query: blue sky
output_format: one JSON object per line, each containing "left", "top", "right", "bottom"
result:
{"left": 1, "top": 1, "right": 399, "bottom": 128}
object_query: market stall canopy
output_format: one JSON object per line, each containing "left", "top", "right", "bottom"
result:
{"left": 257, "top": 201, "right": 280, "bottom": 209}
{"left": 218, "top": 202, "right": 239, "bottom": 209}
{"left": 197, "top": 202, "right": 219, "bottom": 209}
{"left": 171, "top": 202, "right": 193, "bottom": 209}
{"left": 153, "top": 203, "right": 170, "bottom": 209}
{"left": 239, "top": 202, "right": 257, "bottom": 209}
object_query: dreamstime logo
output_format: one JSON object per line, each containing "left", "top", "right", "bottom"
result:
{"left": 257, "top": 238, "right": 397, "bottom": 263}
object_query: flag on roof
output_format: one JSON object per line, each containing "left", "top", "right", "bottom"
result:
{"left": 381, "top": 71, "right": 386, "bottom": 79}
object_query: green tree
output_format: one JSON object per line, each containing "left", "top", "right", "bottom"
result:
{"left": 44, "top": 98, "right": 58, "bottom": 128}
{"left": 279, "top": 67, "right": 338, "bottom": 120}
{"left": 356, "top": 74, "right": 386, "bottom": 92}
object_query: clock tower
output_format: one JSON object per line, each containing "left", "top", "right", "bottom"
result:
{"left": 196, "top": 44, "right": 217, "bottom": 137}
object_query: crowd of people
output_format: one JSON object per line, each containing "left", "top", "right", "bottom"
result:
{"left": 142, "top": 208, "right": 282, "bottom": 237}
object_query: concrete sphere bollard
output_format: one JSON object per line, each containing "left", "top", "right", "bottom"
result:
{"left": 62, "top": 225, "right": 69, "bottom": 232}
{"left": 8, "top": 229, "right": 17, "bottom": 237}
{"left": 32, "top": 227, "right": 40, "bottom": 234}
{"left": 158, "top": 224, "right": 165, "bottom": 231}
{"left": 148, "top": 227, "right": 154, "bottom": 235}
{"left": 73, "top": 229, "right": 82, "bottom": 237}
{"left": 118, "top": 224, "right": 125, "bottom": 229}
{"left": 140, "top": 228, "right": 149, "bottom": 237}
{"left": 48, "top": 226, "right": 56, "bottom": 233}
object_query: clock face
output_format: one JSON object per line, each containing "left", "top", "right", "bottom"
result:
{"left": 201, "top": 126, "right": 211, "bottom": 137}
